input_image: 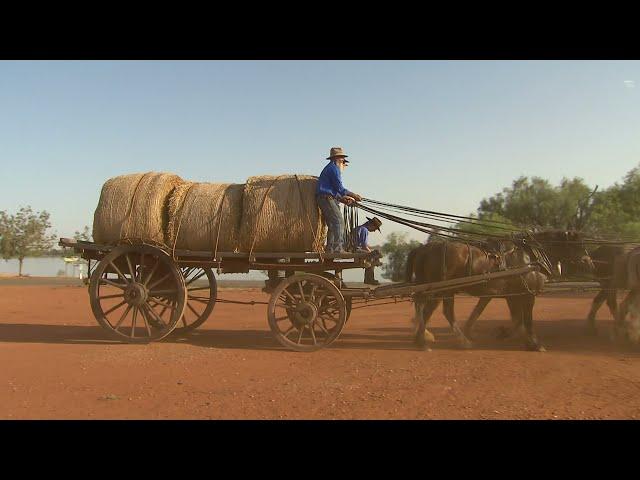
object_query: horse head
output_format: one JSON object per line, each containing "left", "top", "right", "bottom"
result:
{"left": 532, "top": 229, "right": 594, "bottom": 275}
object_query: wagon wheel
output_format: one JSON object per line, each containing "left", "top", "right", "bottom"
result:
{"left": 88, "top": 245, "right": 187, "bottom": 343}
{"left": 318, "top": 272, "right": 352, "bottom": 321}
{"left": 169, "top": 267, "right": 217, "bottom": 334}
{"left": 282, "top": 272, "right": 352, "bottom": 322}
{"left": 268, "top": 273, "right": 347, "bottom": 352}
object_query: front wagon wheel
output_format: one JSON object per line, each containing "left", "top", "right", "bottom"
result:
{"left": 88, "top": 245, "right": 187, "bottom": 343}
{"left": 268, "top": 273, "right": 347, "bottom": 352}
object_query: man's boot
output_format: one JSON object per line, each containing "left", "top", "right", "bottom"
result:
{"left": 364, "top": 266, "right": 379, "bottom": 286}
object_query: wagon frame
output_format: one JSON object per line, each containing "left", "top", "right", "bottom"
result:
{"left": 59, "top": 237, "right": 538, "bottom": 351}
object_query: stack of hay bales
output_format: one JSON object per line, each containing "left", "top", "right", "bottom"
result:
{"left": 93, "top": 172, "right": 328, "bottom": 253}
{"left": 239, "top": 175, "right": 326, "bottom": 253}
{"left": 166, "top": 182, "right": 244, "bottom": 253}
{"left": 92, "top": 172, "right": 183, "bottom": 245}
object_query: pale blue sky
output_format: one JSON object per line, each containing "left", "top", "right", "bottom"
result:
{"left": 1, "top": 60, "right": 639, "bottom": 241}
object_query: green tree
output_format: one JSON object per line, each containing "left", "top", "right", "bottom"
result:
{"left": 473, "top": 176, "right": 596, "bottom": 231}
{"left": 379, "top": 232, "right": 422, "bottom": 282}
{"left": 73, "top": 226, "right": 92, "bottom": 242}
{"left": 0, "top": 206, "right": 57, "bottom": 276}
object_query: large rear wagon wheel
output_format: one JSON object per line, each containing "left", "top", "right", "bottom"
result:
{"left": 268, "top": 273, "right": 347, "bottom": 352}
{"left": 170, "top": 267, "right": 217, "bottom": 334}
{"left": 89, "top": 245, "right": 187, "bottom": 343}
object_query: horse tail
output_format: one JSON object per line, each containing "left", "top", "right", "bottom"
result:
{"left": 406, "top": 247, "right": 418, "bottom": 283}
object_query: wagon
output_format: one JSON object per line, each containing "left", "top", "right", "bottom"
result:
{"left": 58, "top": 238, "right": 539, "bottom": 351}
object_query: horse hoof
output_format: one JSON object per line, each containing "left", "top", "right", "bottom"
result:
{"left": 525, "top": 343, "right": 546, "bottom": 352}
{"left": 424, "top": 330, "right": 435, "bottom": 343}
{"left": 460, "top": 340, "right": 473, "bottom": 350}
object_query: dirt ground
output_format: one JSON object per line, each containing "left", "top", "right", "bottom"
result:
{"left": 2, "top": 283, "right": 640, "bottom": 419}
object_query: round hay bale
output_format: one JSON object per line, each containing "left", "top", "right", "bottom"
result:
{"left": 92, "top": 172, "right": 183, "bottom": 246}
{"left": 167, "top": 182, "right": 244, "bottom": 253}
{"left": 239, "top": 175, "right": 327, "bottom": 253}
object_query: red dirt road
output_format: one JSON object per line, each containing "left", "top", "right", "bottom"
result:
{"left": 2, "top": 284, "right": 640, "bottom": 419}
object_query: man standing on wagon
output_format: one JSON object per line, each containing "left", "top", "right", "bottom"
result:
{"left": 354, "top": 216, "right": 383, "bottom": 285}
{"left": 316, "top": 147, "right": 362, "bottom": 253}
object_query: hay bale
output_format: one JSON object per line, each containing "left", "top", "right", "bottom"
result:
{"left": 166, "top": 182, "right": 244, "bottom": 252}
{"left": 92, "top": 172, "right": 183, "bottom": 245}
{"left": 239, "top": 175, "right": 327, "bottom": 253}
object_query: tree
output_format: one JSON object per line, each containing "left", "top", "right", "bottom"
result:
{"left": 379, "top": 232, "right": 422, "bottom": 282}
{"left": 73, "top": 226, "right": 92, "bottom": 242}
{"left": 0, "top": 206, "right": 57, "bottom": 276}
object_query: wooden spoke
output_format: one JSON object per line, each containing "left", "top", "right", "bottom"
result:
{"left": 103, "top": 299, "right": 127, "bottom": 316}
{"left": 274, "top": 315, "right": 290, "bottom": 322}
{"left": 274, "top": 302, "right": 294, "bottom": 311}
{"left": 314, "top": 319, "right": 329, "bottom": 335}
{"left": 100, "top": 278, "right": 127, "bottom": 290}
{"left": 182, "top": 267, "right": 194, "bottom": 281}
{"left": 186, "top": 270, "right": 207, "bottom": 286}
{"left": 143, "top": 261, "right": 160, "bottom": 287}
{"left": 148, "top": 297, "right": 174, "bottom": 309}
{"left": 297, "top": 281, "right": 306, "bottom": 301}
{"left": 309, "top": 325, "right": 317, "bottom": 345}
{"left": 282, "top": 325, "right": 296, "bottom": 338}
{"left": 139, "top": 253, "right": 145, "bottom": 282}
{"left": 309, "top": 284, "right": 317, "bottom": 302}
{"left": 109, "top": 261, "right": 129, "bottom": 285}
{"left": 147, "top": 273, "right": 172, "bottom": 291}
{"left": 186, "top": 301, "right": 201, "bottom": 318}
{"left": 140, "top": 307, "right": 152, "bottom": 337}
{"left": 296, "top": 326, "right": 305, "bottom": 344}
{"left": 144, "top": 304, "right": 168, "bottom": 328}
{"left": 98, "top": 293, "right": 124, "bottom": 301}
{"left": 125, "top": 253, "right": 136, "bottom": 279}
{"left": 113, "top": 304, "right": 133, "bottom": 331}
{"left": 281, "top": 288, "right": 297, "bottom": 303}
{"left": 131, "top": 307, "right": 138, "bottom": 338}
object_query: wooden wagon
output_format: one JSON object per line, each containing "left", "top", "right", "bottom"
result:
{"left": 58, "top": 238, "right": 538, "bottom": 351}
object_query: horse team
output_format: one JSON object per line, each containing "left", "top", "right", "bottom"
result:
{"left": 404, "top": 229, "right": 639, "bottom": 351}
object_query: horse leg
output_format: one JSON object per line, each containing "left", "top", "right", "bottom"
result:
{"left": 414, "top": 296, "right": 440, "bottom": 349}
{"left": 614, "top": 289, "right": 635, "bottom": 341}
{"left": 463, "top": 297, "right": 491, "bottom": 340}
{"left": 522, "top": 295, "right": 545, "bottom": 352}
{"left": 496, "top": 296, "right": 524, "bottom": 339}
{"left": 586, "top": 289, "right": 607, "bottom": 335}
{"left": 443, "top": 295, "right": 472, "bottom": 348}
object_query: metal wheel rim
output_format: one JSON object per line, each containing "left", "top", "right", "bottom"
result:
{"left": 268, "top": 273, "right": 347, "bottom": 352}
{"left": 89, "top": 245, "right": 187, "bottom": 343}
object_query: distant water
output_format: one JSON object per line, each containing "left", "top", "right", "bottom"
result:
{"left": 0, "top": 256, "right": 379, "bottom": 282}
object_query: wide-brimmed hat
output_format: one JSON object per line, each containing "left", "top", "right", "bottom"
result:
{"left": 326, "top": 146, "right": 349, "bottom": 160}
{"left": 366, "top": 216, "right": 382, "bottom": 232}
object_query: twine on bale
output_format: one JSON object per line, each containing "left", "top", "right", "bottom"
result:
{"left": 248, "top": 175, "right": 284, "bottom": 260}
{"left": 118, "top": 172, "right": 149, "bottom": 241}
{"left": 212, "top": 184, "right": 231, "bottom": 261}
{"left": 170, "top": 182, "right": 199, "bottom": 261}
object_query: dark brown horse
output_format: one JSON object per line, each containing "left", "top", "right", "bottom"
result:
{"left": 462, "top": 230, "right": 595, "bottom": 340}
{"left": 584, "top": 244, "right": 640, "bottom": 338}
{"left": 406, "top": 230, "right": 593, "bottom": 351}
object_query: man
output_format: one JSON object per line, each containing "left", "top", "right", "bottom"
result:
{"left": 353, "top": 216, "right": 383, "bottom": 285}
{"left": 316, "top": 147, "right": 363, "bottom": 253}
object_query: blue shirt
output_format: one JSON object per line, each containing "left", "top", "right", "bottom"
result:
{"left": 316, "top": 162, "right": 352, "bottom": 198}
{"left": 355, "top": 225, "right": 369, "bottom": 249}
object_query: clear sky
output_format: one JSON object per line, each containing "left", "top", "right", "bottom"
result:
{"left": 1, "top": 60, "right": 639, "bottom": 241}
